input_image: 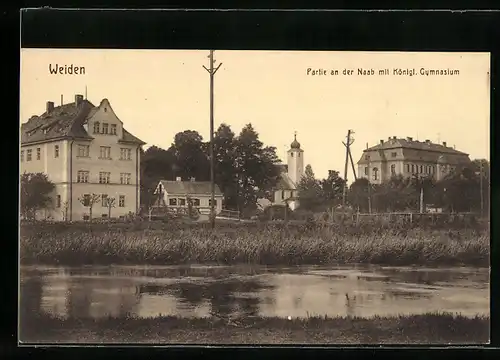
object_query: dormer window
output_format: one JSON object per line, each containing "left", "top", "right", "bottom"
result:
{"left": 110, "top": 124, "right": 117, "bottom": 135}
{"left": 93, "top": 122, "right": 100, "bottom": 134}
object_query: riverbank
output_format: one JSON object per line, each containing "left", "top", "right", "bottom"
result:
{"left": 20, "top": 224, "right": 489, "bottom": 267}
{"left": 20, "top": 312, "right": 489, "bottom": 344}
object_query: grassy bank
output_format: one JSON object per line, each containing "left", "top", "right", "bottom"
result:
{"left": 20, "top": 312, "right": 489, "bottom": 344}
{"left": 20, "top": 223, "right": 489, "bottom": 267}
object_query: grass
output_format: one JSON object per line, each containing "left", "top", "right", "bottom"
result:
{"left": 19, "top": 312, "right": 490, "bottom": 344}
{"left": 20, "top": 223, "right": 490, "bottom": 267}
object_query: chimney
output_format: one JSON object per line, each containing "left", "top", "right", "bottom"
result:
{"left": 392, "top": 136, "right": 397, "bottom": 140}
{"left": 75, "top": 94, "right": 84, "bottom": 107}
{"left": 388, "top": 137, "right": 391, "bottom": 140}
{"left": 407, "top": 137, "right": 413, "bottom": 141}
{"left": 46, "top": 101, "right": 54, "bottom": 113}
{"left": 442, "top": 141, "right": 447, "bottom": 147}
{"left": 380, "top": 140, "right": 384, "bottom": 145}
{"left": 176, "top": 176, "right": 182, "bottom": 182}
{"left": 425, "top": 139, "right": 430, "bottom": 144}
{"left": 190, "top": 177, "right": 196, "bottom": 182}
{"left": 61, "top": 94, "right": 63, "bottom": 105}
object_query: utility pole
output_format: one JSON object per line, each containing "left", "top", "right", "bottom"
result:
{"left": 203, "top": 50, "right": 222, "bottom": 229}
{"left": 342, "top": 130, "right": 355, "bottom": 207}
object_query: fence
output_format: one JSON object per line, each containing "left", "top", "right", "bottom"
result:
{"left": 350, "top": 211, "right": 483, "bottom": 226}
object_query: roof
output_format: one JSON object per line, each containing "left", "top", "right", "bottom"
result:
{"left": 158, "top": 180, "right": 223, "bottom": 196}
{"left": 357, "top": 137, "right": 470, "bottom": 165}
{"left": 276, "top": 172, "right": 297, "bottom": 190}
{"left": 20, "top": 98, "right": 146, "bottom": 146}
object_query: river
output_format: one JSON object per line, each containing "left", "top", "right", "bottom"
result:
{"left": 19, "top": 264, "right": 489, "bottom": 320}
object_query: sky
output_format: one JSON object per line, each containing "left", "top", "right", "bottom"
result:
{"left": 20, "top": 49, "right": 490, "bottom": 180}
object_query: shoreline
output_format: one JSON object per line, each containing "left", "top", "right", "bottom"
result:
{"left": 20, "top": 313, "right": 490, "bottom": 344}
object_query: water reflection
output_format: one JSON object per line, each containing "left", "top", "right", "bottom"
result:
{"left": 19, "top": 265, "right": 490, "bottom": 320}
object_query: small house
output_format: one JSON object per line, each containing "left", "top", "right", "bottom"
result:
{"left": 153, "top": 177, "right": 224, "bottom": 215}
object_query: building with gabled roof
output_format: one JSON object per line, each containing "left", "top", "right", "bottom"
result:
{"left": 357, "top": 136, "right": 471, "bottom": 184}
{"left": 20, "top": 94, "right": 145, "bottom": 221}
{"left": 153, "top": 177, "right": 224, "bottom": 215}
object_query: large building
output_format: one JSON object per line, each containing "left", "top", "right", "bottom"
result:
{"left": 270, "top": 133, "right": 304, "bottom": 210}
{"left": 357, "top": 136, "right": 471, "bottom": 184}
{"left": 20, "top": 94, "right": 145, "bottom": 221}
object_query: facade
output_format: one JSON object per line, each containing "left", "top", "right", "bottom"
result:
{"left": 356, "top": 136, "right": 471, "bottom": 184}
{"left": 20, "top": 94, "right": 145, "bottom": 221}
{"left": 153, "top": 178, "right": 224, "bottom": 215}
{"left": 271, "top": 134, "right": 304, "bottom": 211}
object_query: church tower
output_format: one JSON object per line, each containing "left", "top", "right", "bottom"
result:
{"left": 287, "top": 132, "right": 304, "bottom": 186}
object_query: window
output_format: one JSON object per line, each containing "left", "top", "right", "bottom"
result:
{"left": 119, "top": 195, "right": 125, "bottom": 207}
{"left": 298, "top": 153, "right": 300, "bottom": 157}
{"left": 83, "top": 215, "right": 90, "bottom": 221}
{"left": 102, "top": 214, "right": 108, "bottom": 218}
{"left": 54, "top": 145, "right": 59, "bottom": 158}
{"left": 169, "top": 198, "right": 178, "bottom": 206}
{"left": 364, "top": 167, "right": 368, "bottom": 175}
{"left": 99, "top": 146, "right": 111, "bottom": 159}
{"left": 110, "top": 124, "right": 117, "bottom": 135}
{"left": 20, "top": 150, "right": 24, "bottom": 162}
{"left": 93, "top": 122, "right": 100, "bottom": 134}
{"left": 27, "top": 149, "right": 32, "bottom": 161}
{"left": 77, "top": 145, "right": 89, "bottom": 157}
{"left": 102, "top": 123, "right": 109, "bottom": 134}
{"left": 99, "top": 172, "right": 111, "bottom": 184}
{"left": 179, "top": 198, "right": 186, "bottom": 206}
{"left": 120, "top": 172, "right": 131, "bottom": 184}
{"left": 56, "top": 195, "right": 61, "bottom": 208}
{"left": 365, "top": 155, "right": 370, "bottom": 160}
{"left": 77, "top": 170, "right": 89, "bottom": 183}
{"left": 391, "top": 164, "right": 396, "bottom": 175}
{"left": 411, "top": 164, "right": 415, "bottom": 173}
{"left": 209, "top": 199, "right": 218, "bottom": 206}
{"left": 372, "top": 167, "right": 378, "bottom": 180}
{"left": 192, "top": 198, "right": 200, "bottom": 206}
{"left": 391, "top": 152, "right": 397, "bottom": 157}
{"left": 36, "top": 147, "right": 41, "bottom": 160}
{"left": 101, "top": 194, "right": 108, "bottom": 207}
{"left": 82, "top": 194, "right": 90, "bottom": 207}
{"left": 120, "top": 148, "right": 132, "bottom": 160}
{"left": 420, "top": 165, "right": 423, "bottom": 173}
{"left": 405, "top": 164, "right": 410, "bottom": 172}
{"left": 291, "top": 153, "right": 294, "bottom": 158}
{"left": 282, "top": 190, "right": 285, "bottom": 199}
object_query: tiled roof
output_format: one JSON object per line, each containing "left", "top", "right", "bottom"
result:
{"left": 159, "top": 180, "right": 223, "bottom": 196}
{"left": 20, "top": 99, "right": 145, "bottom": 146}
{"left": 21, "top": 100, "right": 95, "bottom": 144}
{"left": 357, "top": 137, "right": 470, "bottom": 165}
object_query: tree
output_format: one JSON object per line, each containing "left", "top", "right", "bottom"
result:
{"left": 106, "top": 197, "right": 116, "bottom": 219}
{"left": 78, "top": 193, "right": 101, "bottom": 221}
{"left": 20, "top": 172, "right": 55, "bottom": 220}
{"left": 233, "top": 124, "right": 281, "bottom": 213}
{"left": 320, "top": 170, "right": 346, "bottom": 207}
{"left": 213, "top": 123, "right": 239, "bottom": 209}
{"left": 348, "top": 178, "right": 371, "bottom": 212}
{"left": 297, "top": 164, "right": 323, "bottom": 211}
{"left": 171, "top": 130, "right": 210, "bottom": 181}
{"left": 140, "top": 145, "right": 176, "bottom": 208}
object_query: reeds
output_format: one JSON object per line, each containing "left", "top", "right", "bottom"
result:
{"left": 19, "top": 223, "right": 490, "bottom": 267}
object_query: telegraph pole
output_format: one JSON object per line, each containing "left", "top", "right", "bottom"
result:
{"left": 342, "top": 130, "right": 355, "bottom": 207}
{"left": 203, "top": 50, "right": 222, "bottom": 229}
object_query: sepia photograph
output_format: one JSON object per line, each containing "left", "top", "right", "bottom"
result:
{"left": 19, "top": 49, "right": 490, "bottom": 345}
